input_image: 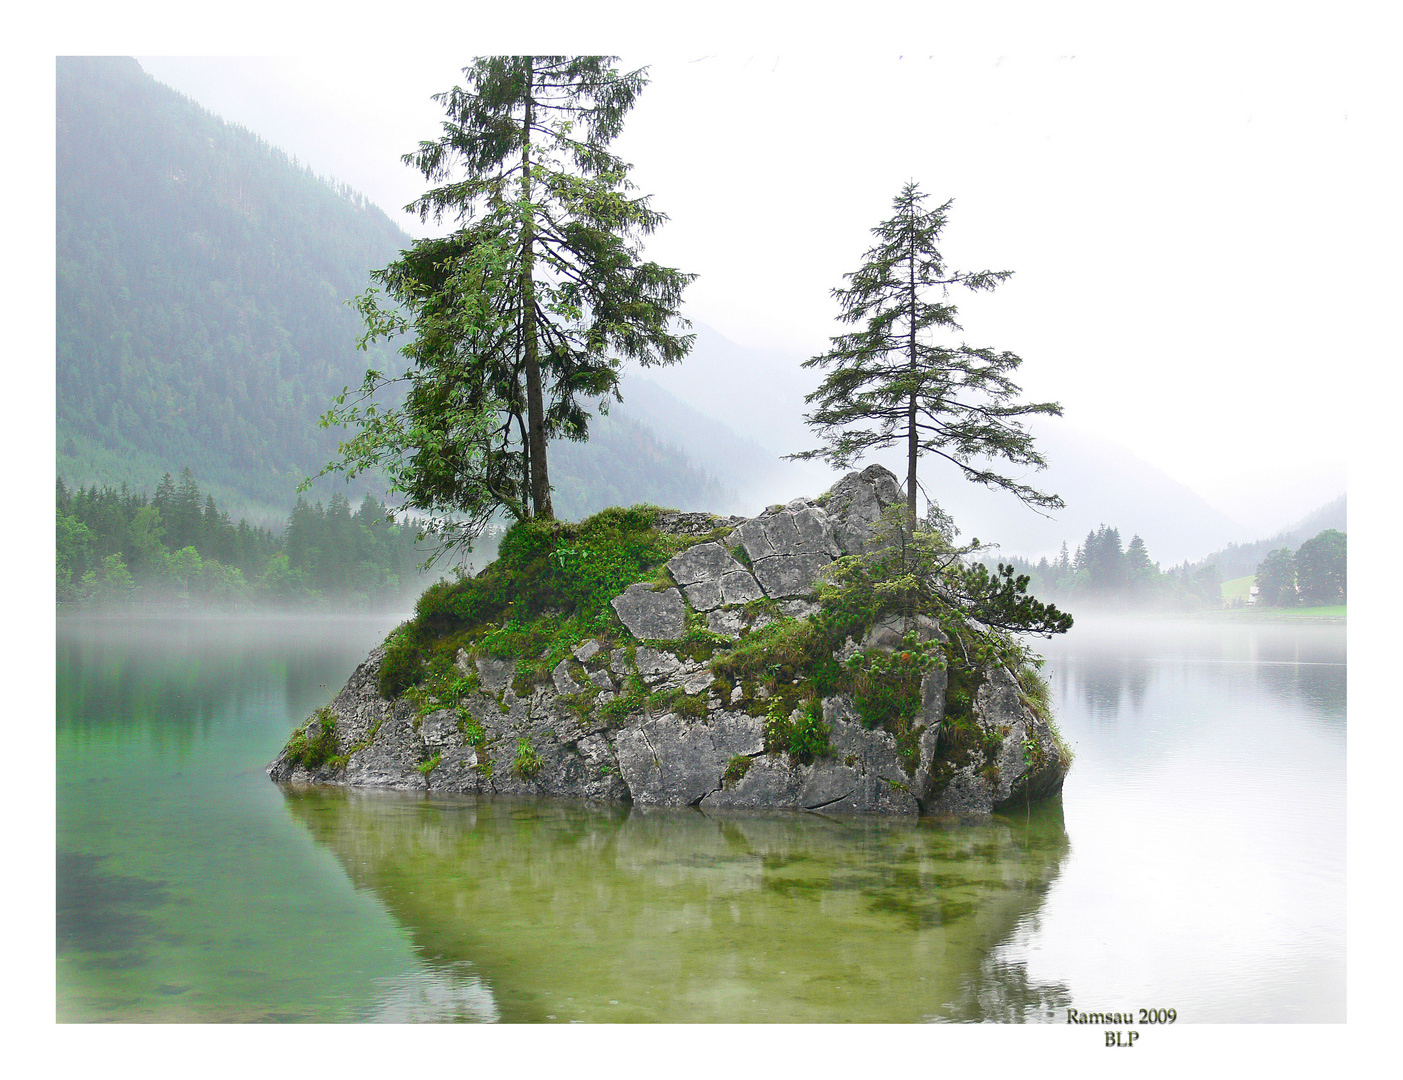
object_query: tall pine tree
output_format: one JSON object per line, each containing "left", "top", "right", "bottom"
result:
{"left": 793, "top": 182, "right": 1062, "bottom": 527}
{"left": 318, "top": 56, "right": 694, "bottom": 551}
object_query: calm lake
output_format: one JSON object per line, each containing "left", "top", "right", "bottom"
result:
{"left": 55, "top": 611, "right": 1345, "bottom": 1022}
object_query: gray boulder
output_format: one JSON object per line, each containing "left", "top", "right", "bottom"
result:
{"left": 667, "top": 542, "right": 745, "bottom": 585}
{"left": 613, "top": 715, "right": 727, "bottom": 807}
{"left": 823, "top": 463, "right": 905, "bottom": 555}
{"left": 610, "top": 583, "right": 686, "bottom": 641}
{"left": 720, "top": 570, "right": 764, "bottom": 605}
{"left": 683, "top": 579, "right": 723, "bottom": 611}
{"left": 269, "top": 464, "right": 1069, "bottom": 819}
{"left": 752, "top": 552, "right": 834, "bottom": 598}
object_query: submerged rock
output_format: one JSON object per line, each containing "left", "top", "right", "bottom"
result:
{"left": 268, "top": 464, "right": 1070, "bottom": 817}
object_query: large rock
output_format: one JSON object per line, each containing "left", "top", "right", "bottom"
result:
{"left": 752, "top": 552, "right": 833, "bottom": 598}
{"left": 923, "top": 665, "right": 1067, "bottom": 815}
{"left": 733, "top": 505, "right": 840, "bottom": 562}
{"left": 667, "top": 542, "right": 745, "bottom": 585}
{"left": 610, "top": 583, "right": 686, "bottom": 641}
{"left": 269, "top": 464, "right": 1069, "bottom": 819}
{"left": 682, "top": 567, "right": 763, "bottom": 612}
{"left": 822, "top": 463, "right": 905, "bottom": 555}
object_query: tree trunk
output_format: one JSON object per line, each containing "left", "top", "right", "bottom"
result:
{"left": 520, "top": 58, "right": 554, "bottom": 521}
{"left": 906, "top": 234, "right": 919, "bottom": 532}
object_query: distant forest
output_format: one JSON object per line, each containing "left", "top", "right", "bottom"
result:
{"left": 991, "top": 526, "right": 1225, "bottom": 610}
{"left": 994, "top": 520, "right": 1347, "bottom": 611}
{"left": 56, "top": 56, "right": 735, "bottom": 544}
{"left": 57, "top": 469, "right": 440, "bottom": 608}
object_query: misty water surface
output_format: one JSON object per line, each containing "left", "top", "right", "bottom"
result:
{"left": 56, "top": 611, "right": 1343, "bottom": 1022}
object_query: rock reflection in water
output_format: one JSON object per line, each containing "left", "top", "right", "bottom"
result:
{"left": 367, "top": 962, "right": 500, "bottom": 1023}
{"left": 282, "top": 790, "right": 1070, "bottom": 1023}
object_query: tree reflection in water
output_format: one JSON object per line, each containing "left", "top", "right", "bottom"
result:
{"left": 281, "top": 790, "right": 1072, "bottom": 1023}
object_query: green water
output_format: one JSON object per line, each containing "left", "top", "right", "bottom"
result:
{"left": 56, "top": 612, "right": 1345, "bottom": 1022}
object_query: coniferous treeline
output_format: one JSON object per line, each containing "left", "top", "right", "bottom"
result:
{"left": 57, "top": 469, "right": 438, "bottom": 607}
{"left": 990, "top": 522, "right": 1348, "bottom": 611}
{"left": 988, "top": 525, "right": 1225, "bottom": 610}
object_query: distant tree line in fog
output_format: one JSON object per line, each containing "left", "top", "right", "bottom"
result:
{"left": 56, "top": 468, "right": 439, "bottom": 608}
{"left": 990, "top": 524, "right": 1346, "bottom": 611}
{"left": 989, "top": 525, "right": 1226, "bottom": 610}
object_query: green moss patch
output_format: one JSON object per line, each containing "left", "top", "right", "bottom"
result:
{"left": 375, "top": 505, "right": 698, "bottom": 699}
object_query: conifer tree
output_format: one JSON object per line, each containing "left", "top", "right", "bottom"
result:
{"left": 793, "top": 183, "right": 1062, "bottom": 528}
{"left": 318, "top": 56, "right": 694, "bottom": 550}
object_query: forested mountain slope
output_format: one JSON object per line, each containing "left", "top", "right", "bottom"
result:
{"left": 56, "top": 56, "right": 731, "bottom": 526}
{"left": 57, "top": 56, "right": 408, "bottom": 520}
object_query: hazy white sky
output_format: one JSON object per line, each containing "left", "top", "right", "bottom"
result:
{"left": 126, "top": 23, "right": 1386, "bottom": 529}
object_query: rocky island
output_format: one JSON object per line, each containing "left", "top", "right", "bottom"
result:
{"left": 268, "top": 465, "right": 1071, "bottom": 816}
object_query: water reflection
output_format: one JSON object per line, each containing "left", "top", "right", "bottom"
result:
{"left": 57, "top": 611, "right": 1343, "bottom": 1022}
{"left": 282, "top": 790, "right": 1072, "bottom": 1023}
{"left": 57, "top": 612, "right": 423, "bottom": 1023}
{"left": 1037, "top": 618, "right": 1346, "bottom": 729}
{"left": 367, "top": 963, "right": 501, "bottom": 1023}
{"left": 1019, "top": 616, "right": 1346, "bottom": 1022}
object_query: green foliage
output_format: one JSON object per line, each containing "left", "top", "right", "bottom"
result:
{"left": 817, "top": 506, "right": 1071, "bottom": 637}
{"left": 512, "top": 737, "right": 544, "bottom": 780}
{"left": 417, "top": 753, "right": 442, "bottom": 776}
{"left": 711, "top": 616, "right": 823, "bottom": 690}
{"left": 791, "top": 182, "right": 1062, "bottom": 522}
{"left": 847, "top": 633, "right": 941, "bottom": 732}
{"left": 763, "top": 699, "right": 794, "bottom": 755}
{"left": 314, "top": 54, "right": 695, "bottom": 553}
{"left": 598, "top": 673, "right": 649, "bottom": 724}
{"left": 723, "top": 755, "right": 752, "bottom": 786}
{"left": 647, "top": 686, "right": 709, "bottom": 719}
{"left": 1255, "top": 547, "right": 1298, "bottom": 607}
{"left": 460, "top": 717, "right": 486, "bottom": 746}
{"left": 373, "top": 505, "right": 689, "bottom": 697}
{"left": 283, "top": 708, "right": 341, "bottom": 770}
{"left": 760, "top": 698, "right": 830, "bottom": 762}
{"left": 788, "top": 699, "right": 830, "bottom": 762}
{"left": 1015, "top": 664, "right": 1053, "bottom": 724}
{"left": 1294, "top": 529, "right": 1346, "bottom": 605}
{"left": 378, "top": 630, "right": 426, "bottom": 699}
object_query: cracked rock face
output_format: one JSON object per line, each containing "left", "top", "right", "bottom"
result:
{"left": 610, "top": 583, "right": 686, "bottom": 641}
{"left": 268, "top": 464, "right": 1067, "bottom": 818}
{"left": 822, "top": 463, "right": 905, "bottom": 555}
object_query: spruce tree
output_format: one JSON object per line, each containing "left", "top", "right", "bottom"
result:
{"left": 319, "top": 56, "right": 694, "bottom": 547}
{"left": 793, "top": 182, "right": 1062, "bottom": 527}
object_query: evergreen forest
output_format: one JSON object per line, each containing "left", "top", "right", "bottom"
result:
{"left": 57, "top": 469, "right": 437, "bottom": 608}
{"left": 991, "top": 523, "right": 1346, "bottom": 611}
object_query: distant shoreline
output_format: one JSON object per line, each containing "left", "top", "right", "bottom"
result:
{"left": 1036, "top": 604, "right": 1346, "bottom": 625}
